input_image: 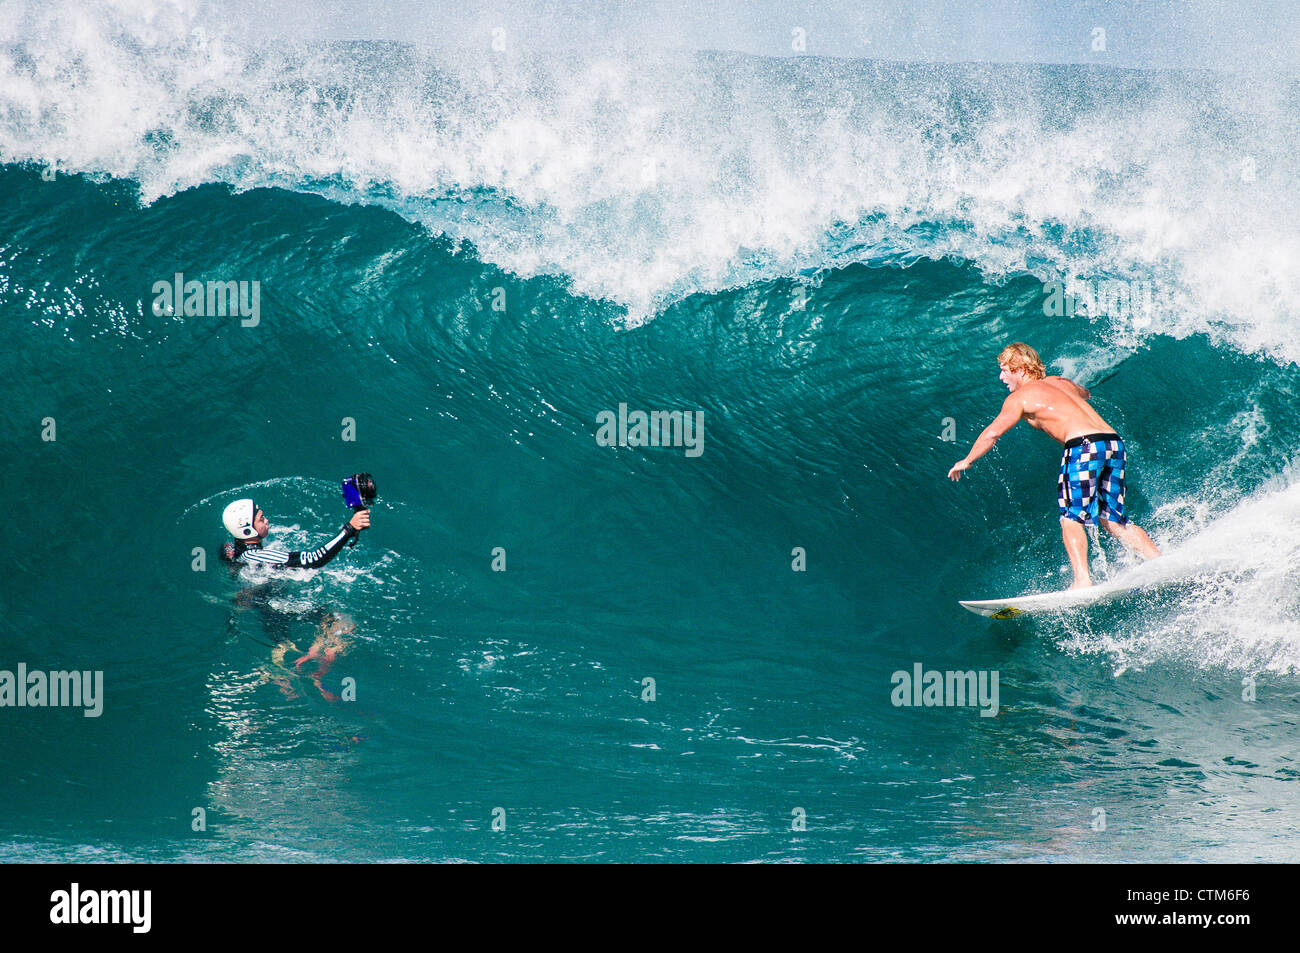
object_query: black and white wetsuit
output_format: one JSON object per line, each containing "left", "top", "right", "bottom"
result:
{"left": 221, "top": 523, "right": 358, "bottom": 569}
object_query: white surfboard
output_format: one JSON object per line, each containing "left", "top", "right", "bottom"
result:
{"left": 960, "top": 570, "right": 1152, "bottom": 618}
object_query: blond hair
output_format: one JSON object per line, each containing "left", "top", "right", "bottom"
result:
{"left": 998, "top": 342, "right": 1046, "bottom": 380}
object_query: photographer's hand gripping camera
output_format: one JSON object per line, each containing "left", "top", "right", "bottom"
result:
{"left": 341, "top": 472, "right": 377, "bottom": 546}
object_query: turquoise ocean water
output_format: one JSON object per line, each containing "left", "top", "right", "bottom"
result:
{"left": 3, "top": 5, "right": 1300, "bottom": 862}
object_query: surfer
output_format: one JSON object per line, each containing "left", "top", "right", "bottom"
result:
{"left": 947, "top": 342, "right": 1160, "bottom": 588}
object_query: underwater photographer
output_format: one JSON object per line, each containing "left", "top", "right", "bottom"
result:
{"left": 220, "top": 473, "right": 377, "bottom": 569}
{"left": 220, "top": 473, "right": 378, "bottom": 694}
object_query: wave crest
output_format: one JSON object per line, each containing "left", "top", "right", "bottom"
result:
{"left": 3, "top": 1, "right": 1299, "bottom": 354}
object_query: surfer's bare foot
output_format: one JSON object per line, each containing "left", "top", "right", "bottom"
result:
{"left": 1068, "top": 580, "right": 1094, "bottom": 590}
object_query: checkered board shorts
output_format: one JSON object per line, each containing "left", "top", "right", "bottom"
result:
{"left": 1058, "top": 434, "right": 1128, "bottom": 526}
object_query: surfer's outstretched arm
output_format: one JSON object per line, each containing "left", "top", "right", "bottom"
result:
{"left": 948, "top": 395, "right": 1021, "bottom": 480}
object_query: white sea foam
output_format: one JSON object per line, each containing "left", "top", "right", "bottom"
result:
{"left": 4, "top": 1, "right": 1299, "bottom": 352}
{"left": 1058, "top": 461, "right": 1300, "bottom": 675}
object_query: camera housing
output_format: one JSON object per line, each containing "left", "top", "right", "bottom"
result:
{"left": 342, "top": 472, "right": 377, "bottom": 510}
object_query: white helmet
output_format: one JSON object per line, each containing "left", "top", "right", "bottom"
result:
{"left": 222, "top": 498, "right": 259, "bottom": 539}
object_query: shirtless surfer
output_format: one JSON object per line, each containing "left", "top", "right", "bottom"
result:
{"left": 947, "top": 342, "right": 1160, "bottom": 588}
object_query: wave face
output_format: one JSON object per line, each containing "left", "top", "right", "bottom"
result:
{"left": 4, "top": 5, "right": 1300, "bottom": 862}
{"left": 5, "top": 1, "right": 1300, "bottom": 343}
